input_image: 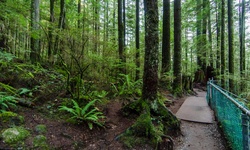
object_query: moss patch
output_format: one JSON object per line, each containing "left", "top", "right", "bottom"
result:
{"left": 35, "top": 124, "right": 47, "bottom": 134}
{"left": 33, "top": 135, "right": 49, "bottom": 149}
{"left": 120, "top": 98, "right": 180, "bottom": 148}
{"left": 1, "top": 127, "right": 30, "bottom": 145}
{"left": 0, "top": 111, "right": 24, "bottom": 126}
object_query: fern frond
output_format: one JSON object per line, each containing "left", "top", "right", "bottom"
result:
{"left": 59, "top": 106, "right": 77, "bottom": 116}
{"left": 81, "top": 99, "right": 98, "bottom": 115}
{"left": 72, "top": 100, "right": 81, "bottom": 115}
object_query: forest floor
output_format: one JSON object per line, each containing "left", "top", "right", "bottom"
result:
{"left": 0, "top": 60, "right": 229, "bottom": 150}
{"left": 0, "top": 90, "right": 229, "bottom": 150}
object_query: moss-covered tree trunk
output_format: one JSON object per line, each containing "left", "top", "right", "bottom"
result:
{"left": 142, "top": 0, "right": 159, "bottom": 101}
{"left": 48, "top": 0, "right": 54, "bottom": 62}
{"left": 239, "top": 0, "right": 246, "bottom": 92}
{"left": 216, "top": 0, "right": 221, "bottom": 79}
{"left": 120, "top": 0, "right": 180, "bottom": 148}
{"left": 30, "top": 0, "right": 40, "bottom": 63}
{"left": 118, "top": 0, "right": 125, "bottom": 74}
{"left": 228, "top": 0, "right": 234, "bottom": 92}
{"left": 196, "top": 0, "right": 202, "bottom": 69}
{"left": 221, "top": 0, "right": 225, "bottom": 88}
{"left": 0, "top": 0, "right": 6, "bottom": 51}
{"left": 162, "top": 0, "right": 171, "bottom": 74}
{"left": 173, "top": 0, "right": 182, "bottom": 96}
{"left": 135, "top": 0, "right": 140, "bottom": 81}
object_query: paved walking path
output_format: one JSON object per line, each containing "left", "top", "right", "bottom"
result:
{"left": 176, "top": 92, "right": 214, "bottom": 123}
{"left": 174, "top": 90, "right": 227, "bottom": 150}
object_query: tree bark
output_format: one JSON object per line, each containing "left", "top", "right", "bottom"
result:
{"left": 173, "top": 0, "right": 182, "bottom": 96}
{"left": 162, "top": 0, "right": 171, "bottom": 74}
{"left": 30, "top": 0, "right": 40, "bottom": 63}
{"left": 118, "top": 0, "right": 125, "bottom": 73}
{"left": 54, "top": 0, "right": 66, "bottom": 56}
{"left": 201, "top": 0, "right": 207, "bottom": 72}
{"left": 135, "top": 0, "right": 140, "bottom": 80}
{"left": 142, "top": 0, "right": 159, "bottom": 101}
{"left": 228, "top": 0, "right": 234, "bottom": 92}
{"left": 121, "top": 1, "right": 180, "bottom": 145}
{"left": 0, "top": 0, "right": 6, "bottom": 51}
{"left": 196, "top": 0, "right": 202, "bottom": 69}
{"left": 239, "top": 0, "right": 246, "bottom": 92}
{"left": 216, "top": 0, "right": 221, "bottom": 77}
{"left": 221, "top": 0, "right": 225, "bottom": 88}
{"left": 48, "top": 0, "right": 54, "bottom": 62}
{"left": 208, "top": 1, "right": 213, "bottom": 67}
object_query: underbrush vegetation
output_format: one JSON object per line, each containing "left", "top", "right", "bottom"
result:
{"left": 59, "top": 99, "right": 105, "bottom": 130}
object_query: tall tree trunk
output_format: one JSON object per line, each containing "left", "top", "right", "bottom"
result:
{"left": 123, "top": 0, "right": 126, "bottom": 47}
{"left": 196, "top": 0, "right": 202, "bottom": 69}
{"left": 112, "top": 0, "right": 116, "bottom": 43}
{"left": 142, "top": 0, "right": 159, "bottom": 101}
{"left": 185, "top": 27, "right": 188, "bottom": 72}
{"left": 228, "top": 0, "right": 234, "bottom": 92}
{"left": 239, "top": 0, "right": 246, "bottom": 92}
{"left": 48, "top": 0, "right": 54, "bottom": 62}
{"left": 81, "top": 0, "right": 86, "bottom": 57}
{"left": 118, "top": 0, "right": 125, "bottom": 73}
{"left": 208, "top": 1, "right": 213, "bottom": 67}
{"left": 59, "top": 0, "right": 66, "bottom": 29}
{"left": 0, "top": 0, "right": 6, "bottom": 51}
{"left": 135, "top": 0, "right": 140, "bottom": 80}
{"left": 94, "top": 0, "right": 100, "bottom": 53}
{"left": 173, "top": 0, "right": 182, "bottom": 96}
{"left": 221, "top": 0, "right": 225, "bottom": 88}
{"left": 30, "top": 0, "right": 40, "bottom": 63}
{"left": 162, "top": 0, "right": 171, "bottom": 74}
{"left": 121, "top": 0, "right": 179, "bottom": 142}
{"left": 201, "top": 0, "right": 207, "bottom": 72}
{"left": 78, "top": 0, "right": 81, "bottom": 28}
{"left": 103, "top": 0, "right": 109, "bottom": 53}
{"left": 54, "top": 0, "right": 66, "bottom": 56}
{"left": 216, "top": 0, "right": 221, "bottom": 76}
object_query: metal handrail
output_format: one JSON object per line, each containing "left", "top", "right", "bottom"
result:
{"left": 208, "top": 81, "right": 250, "bottom": 116}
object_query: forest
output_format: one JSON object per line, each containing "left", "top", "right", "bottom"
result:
{"left": 0, "top": 0, "right": 249, "bottom": 149}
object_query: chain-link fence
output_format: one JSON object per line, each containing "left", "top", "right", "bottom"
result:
{"left": 207, "top": 80, "right": 250, "bottom": 150}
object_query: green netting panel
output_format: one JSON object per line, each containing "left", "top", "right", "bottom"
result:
{"left": 207, "top": 82, "right": 246, "bottom": 150}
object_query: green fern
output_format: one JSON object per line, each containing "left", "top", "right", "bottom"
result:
{"left": 115, "top": 74, "right": 142, "bottom": 97}
{"left": 0, "top": 82, "right": 17, "bottom": 95}
{"left": 0, "top": 51, "right": 16, "bottom": 63}
{"left": 0, "top": 92, "right": 17, "bottom": 112}
{"left": 59, "top": 99, "right": 105, "bottom": 130}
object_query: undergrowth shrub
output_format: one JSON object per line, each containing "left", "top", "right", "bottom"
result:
{"left": 59, "top": 99, "right": 105, "bottom": 130}
{"left": 111, "top": 74, "right": 142, "bottom": 97}
{"left": 0, "top": 92, "right": 17, "bottom": 112}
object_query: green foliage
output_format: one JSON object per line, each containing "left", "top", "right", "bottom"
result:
{"left": 33, "top": 135, "right": 49, "bottom": 149}
{"left": 0, "top": 92, "right": 17, "bottom": 112}
{"left": 81, "top": 90, "right": 108, "bottom": 102}
{"left": 0, "top": 111, "right": 24, "bottom": 126}
{"left": 119, "top": 112, "right": 163, "bottom": 148}
{"left": 1, "top": 127, "right": 30, "bottom": 145}
{"left": 17, "top": 88, "right": 33, "bottom": 97}
{"left": 35, "top": 124, "right": 47, "bottom": 134}
{"left": 112, "top": 74, "right": 142, "bottom": 97}
{"left": 0, "top": 51, "right": 16, "bottom": 64}
{"left": 0, "top": 82, "right": 17, "bottom": 95}
{"left": 59, "top": 99, "right": 105, "bottom": 130}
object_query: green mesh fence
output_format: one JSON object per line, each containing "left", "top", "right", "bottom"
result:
{"left": 207, "top": 80, "right": 250, "bottom": 150}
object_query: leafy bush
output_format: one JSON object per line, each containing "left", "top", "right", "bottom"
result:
{"left": 112, "top": 74, "right": 142, "bottom": 97}
{"left": 0, "top": 92, "right": 17, "bottom": 112}
{"left": 59, "top": 99, "right": 105, "bottom": 130}
{"left": 0, "top": 51, "right": 16, "bottom": 64}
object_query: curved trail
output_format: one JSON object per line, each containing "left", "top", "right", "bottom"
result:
{"left": 174, "top": 89, "right": 227, "bottom": 150}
